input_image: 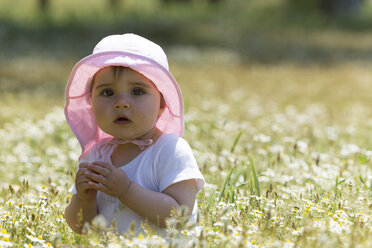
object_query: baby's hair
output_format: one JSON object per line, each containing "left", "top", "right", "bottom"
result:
{"left": 90, "top": 66, "right": 166, "bottom": 109}
{"left": 89, "top": 66, "right": 126, "bottom": 93}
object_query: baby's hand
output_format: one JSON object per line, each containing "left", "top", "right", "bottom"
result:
{"left": 84, "top": 161, "right": 131, "bottom": 200}
{"left": 75, "top": 162, "right": 98, "bottom": 201}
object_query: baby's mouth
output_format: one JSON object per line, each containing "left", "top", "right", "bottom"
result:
{"left": 114, "top": 116, "right": 131, "bottom": 124}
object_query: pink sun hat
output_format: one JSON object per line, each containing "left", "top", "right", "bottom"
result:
{"left": 65, "top": 33, "right": 184, "bottom": 159}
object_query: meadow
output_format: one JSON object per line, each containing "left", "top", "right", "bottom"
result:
{"left": 0, "top": 0, "right": 372, "bottom": 247}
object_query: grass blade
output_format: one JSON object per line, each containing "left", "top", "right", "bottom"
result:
{"left": 359, "top": 174, "right": 366, "bottom": 187}
{"left": 249, "top": 156, "right": 260, "bottom": 196}
{"left": 230, "top": 130, "right": 243, "bottom": 153}
{"left": 336, "top": 177, "right": 347, "bottom": 186}
{"left": 218, "top": 167, "right": 234, "bottom": 202}
{"left": 206, "top": 190, "right": 216, "bottom": 212}
{"left": 236, "top": 182, "right": 248, "bottom": 189}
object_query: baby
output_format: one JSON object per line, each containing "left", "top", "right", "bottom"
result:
{"left": 64, "top": 34, "right": 204, "bottom": 234}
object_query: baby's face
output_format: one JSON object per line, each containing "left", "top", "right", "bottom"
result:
{"left": 91, "top": 67, "right": 163, "bottom": 140}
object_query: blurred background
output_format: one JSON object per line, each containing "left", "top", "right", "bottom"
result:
{"left": 2, "top": 0, "right": 372, "bottom": 126}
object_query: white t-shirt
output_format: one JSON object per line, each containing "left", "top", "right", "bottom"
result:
{"left": 71, "top": 133, "right": 205, "bottom": 233}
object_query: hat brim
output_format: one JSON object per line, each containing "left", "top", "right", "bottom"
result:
{"left": 65, "top": 51, "right": 184, "bottom": 158}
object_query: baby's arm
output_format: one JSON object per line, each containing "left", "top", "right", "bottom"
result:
{"left": 85, "top": 161, "right": 197, "bottom": 227}
{"left": 65, "top": 163, "right": 98, "bottom": 233}
{"left": 122, "top": 178, "right": 197, "bottom": 227}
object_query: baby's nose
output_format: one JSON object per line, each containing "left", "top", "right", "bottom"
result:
{"left": 114, "top": 104, "right": 129, "bottom": 109}
{"left": 114, "top": 100, "right": 130, "bottom": 109}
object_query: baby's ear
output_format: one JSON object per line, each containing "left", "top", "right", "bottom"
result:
{"left": 88, "top": 79, "right": 95, "bottom": 104}
{"left": 160, "top": 95, "right": 166, "bottom": 109}
{"left": 158, "top": 94, "right": 166, "bottom": 116}
{"left": 158, "top": 106, "right": 165, "bottom": 118}
{"left": 88, "top": 92, "right": 93, "bottom": 105}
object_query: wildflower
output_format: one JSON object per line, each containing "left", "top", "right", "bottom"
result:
{"left": 257, "top": 148, "right": 268, "bottom": 156}
{"left": 252, "top": 209, "right": 263, "bottom": 218}
{"left": 292, "top": 227, "right": 303, "bottom": 235}
{"left": 89, "top": 241, "right": 103, "bottom": 247}
{"left": 271, "top": 124, "right": 283, "bottom": 133}
{"left": 340, "top": 144, "right": 360, "bottom": 157}
{"left": 272, "top": 216, "right": 280, "bottom": 223}
{"left": 283, "top": 240, "right": 294, "bottom": 248}
{"left": 1, "top": 236, "right": 9, "bottom": 242}
{"left": 0, "top": 238, "right": 13, "bottom": 247}
{"left": 213, "top": 222, "right": 223, "bottom": 228}
{"left": 296, "top": 141, "right": 308, "bottom": 153}
{"left": 0, "top": 229, "right": 9, "bottom": 237}
{"left": 270, "top": 144, "right": 284, "bottom": 153}
{"left": 108, "top": 242, "right": 122, "bottom": 248}
{"left": 25, "top": 235, "right": 45, "bottom": 244}
{"left": 26, "top": 228, "right": 36, "bottom": 236}
{"left": 292, "top": 207, "right": 300, "bottom": 212}
{"left": 253, "top": 133, "right": 271, "bottom": 143}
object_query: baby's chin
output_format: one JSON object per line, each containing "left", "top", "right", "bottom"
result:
{"left": 105, "top": 125, "right": 161, "bottom": 140}
{"left": 130, "top": 128, "right": 163, "bottom": 141}
{"left": 111, "top": 133, "right": 149, "bottom": 141}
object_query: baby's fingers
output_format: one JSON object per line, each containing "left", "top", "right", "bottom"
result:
{"left": 76, "top": 167, "right": 90, "bottom": 178}
{"left": 76, "top": 182, "right": 90, "bottom": 192}
{"left": 87, "top": 181, "right": 106, "bottom": 193}
{"left": 78, "top": 162, "right": 90, "bottom": 170}
{"left": 85, "top": 171, "right": 108, "bottom": 184}
{"left": 87, "top": 163, "right": 110, "bottom": 177}
{"left": 75, "top": 175, "right": 91, "bottom": 185}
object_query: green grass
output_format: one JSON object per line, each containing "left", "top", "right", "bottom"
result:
{"left": 1, "top": 0, "right": 372, "bottom": 247}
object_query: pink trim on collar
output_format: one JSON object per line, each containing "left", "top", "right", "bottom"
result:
{"left": 109, "top": 138, "right": 153, "bottom": 150}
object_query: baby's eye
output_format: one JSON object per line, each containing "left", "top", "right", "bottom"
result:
{"left": 132, "top": 88, "right": 145, "bottom": 96}
{"left": 101, "top": 88, "right": 114, "bottom": 97}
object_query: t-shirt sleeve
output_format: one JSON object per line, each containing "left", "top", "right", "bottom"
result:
{"left": 155, "top": 135, "right": 205, "bottom": 193}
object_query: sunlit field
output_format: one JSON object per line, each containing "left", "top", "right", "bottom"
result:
{"left": 1, "top": 0, "right": 372, "bottom": 247}
{"left": 1, "top": 60, "right": 372, "bottom": 247}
